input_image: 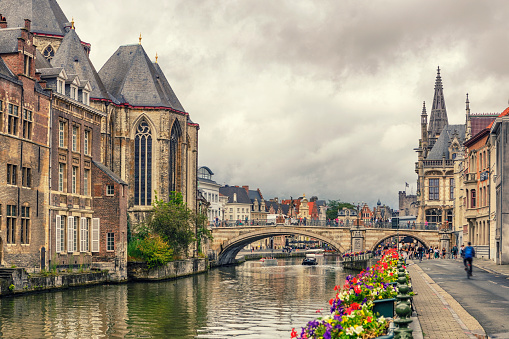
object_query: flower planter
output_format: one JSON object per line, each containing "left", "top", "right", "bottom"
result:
{"left": 373, "top": 298, "right": 396, "bottom": 318}
{"left": 375, "top": 321, "right": 395, "bottom": 339}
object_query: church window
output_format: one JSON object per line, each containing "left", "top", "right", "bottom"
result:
{"left": 134, "top": 120, "right": 152, "bottom": 205}
{"left": 43, "top": 45, "right": 55, "bottom": 61}
{"left": 169, "top": 120, "right": 182, "bottom": 193}
{"left": 428, "top": 178, "right": 439, "bottom": 200}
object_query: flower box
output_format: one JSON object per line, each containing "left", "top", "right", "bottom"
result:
{"left": 373, "top": 298, "right": 396, "bottom": 318}
{"left": 375, "top": 322, "right": 395, "bottom": 339}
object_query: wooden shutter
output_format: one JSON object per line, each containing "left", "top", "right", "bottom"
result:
{"left": 80, "top": 217, "right": 86, "bottom": 252}
{"left": 56, "top": 215, "right": 61, "bottom": 253}
{"left": 67, "top": 216, "right": 74, "bottom": 253}
{"left": 92, "top": 218, "right": 100, "bottom": 252}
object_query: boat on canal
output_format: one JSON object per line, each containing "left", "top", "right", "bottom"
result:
{"left": 302, "top": 257, "right": 318, "bottom": 265}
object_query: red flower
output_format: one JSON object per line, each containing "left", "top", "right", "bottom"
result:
{"left": 291, "top": 328, "right": 297, "bottom": 338}
{"left": 329, "top": 298, "right": 334, "bottom": 305}
{"left": 354, "top": 285, "right": 361, "bottom": 294}
{"left": 367, "top": 316, "right": 372, "bottom": 323}
{"left": 351, "top": 302, "right": 361, "bottom": 310}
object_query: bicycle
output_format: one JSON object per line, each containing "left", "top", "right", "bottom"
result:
{"left": 464, "top": 258, "right": 473, "bottom": 278}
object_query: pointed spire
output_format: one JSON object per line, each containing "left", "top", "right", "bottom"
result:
{"left": 428, "top": 67, "right": 449, "bottom": 138}
{"left": 71, "top": 17, "right": 75, "bottom": 30}
{"left": 466, "top": 93, "right": 472, "bottom": 139}
{"left": 422, "top": 101, "right": 427, "bottom": 115}
{"left": 139, "top": 33, "right": 142, "bottom": 45}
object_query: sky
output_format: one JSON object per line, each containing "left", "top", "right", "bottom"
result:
{"left": 59, "top": 0, "right": 509, "bottom": 209}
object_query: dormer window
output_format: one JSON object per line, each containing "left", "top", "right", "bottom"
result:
{"left": 82, "top": 91, "right": 90, "bottom": 105}
{"left": 57, "top": 79, "right": 64, "bottom": 94}
{"left": 70, "top": 86, "right": 78, "bottom": 100}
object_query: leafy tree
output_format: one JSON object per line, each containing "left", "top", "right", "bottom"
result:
{"left": 326, "top": 200, "right": 356, "bottom": 220}
{"left": 148, "top": 192, "right": 196, "bottom": 257}
{"left": 193, "top": 211, "right": 213, "bottom": 255}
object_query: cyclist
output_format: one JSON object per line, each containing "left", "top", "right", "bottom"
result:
{"left": 463, "top": 242, "right": 475, "bottom": 278}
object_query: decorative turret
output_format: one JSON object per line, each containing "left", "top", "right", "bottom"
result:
{"left": 420, "top": 101, "right": 428, "bottom": 159}
{"left": 428, "top": 66, "right": 449, "bottom": 139}
{"left": 465, "top": 93, "right": 472, "bottom": 139}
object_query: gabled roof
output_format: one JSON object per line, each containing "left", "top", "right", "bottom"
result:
{"left": 426, "top": 124, "right": 465, "bottom": 160}
{"left": 0, "top": 27, "right": 21, "bottom": 53}
{"left": 0, "top": 0, "right": 69, "bottom": 36}
{"left": 219, "top": 186, "right": 251, "bottom": 204}
{"left": 35, "top": 48, "right": 51, "bottom": 69}
{"left": 51, "top": 28, "right": 109, "bottom": 99}
{"left": 92, "top": 160, "right": 127, "bottom": 185}
{"left": 248, "top": 189, "right": 263, "bottom": 202}
{"left": 99, "top": 44, "right": 185, "bottom": 111}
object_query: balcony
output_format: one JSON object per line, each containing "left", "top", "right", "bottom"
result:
{"left": 422, "top": 159, "right": 455, "bottom": 168}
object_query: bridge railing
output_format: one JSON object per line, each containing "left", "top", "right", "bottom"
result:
{"left": 209, "top": 220, "right": 453, "bottom": 231}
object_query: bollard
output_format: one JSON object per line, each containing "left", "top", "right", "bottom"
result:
{"left": 394, "top": 259, "right": 413, "bottom": 339}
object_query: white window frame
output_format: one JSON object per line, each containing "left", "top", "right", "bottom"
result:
{"left": 92, "top": 218, "right": 100, "bottom": 252}
{"left": 80, "top": 217, "right": 89, "bottom": 252}
{"left": 107, "top": 232, "right": 114, "bottom": 252}
{"left": 56, "top": 215, "right": 63, "bottom": 253}
{"left": 84, "top": 130, "right": 90, "bottom": 155}
{"left": 67, "top": 216, "right": 75, "bottom": 253}
{"left": 58, "top": 163, "right": 64, "bottom": 192}
{"left": 72, "top": 125, "right": 78, "bottom": 152}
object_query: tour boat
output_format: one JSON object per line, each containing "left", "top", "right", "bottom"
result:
{"left": 302, "top": 257, "right": 318, "bottom": 265}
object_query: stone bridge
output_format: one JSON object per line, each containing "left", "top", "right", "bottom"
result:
{"left": 210, "top": 226, "right": 451, "bottom": 265}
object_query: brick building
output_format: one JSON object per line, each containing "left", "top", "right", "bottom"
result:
{"left": 0, "top": 19, "right": 51, "bottom": 267}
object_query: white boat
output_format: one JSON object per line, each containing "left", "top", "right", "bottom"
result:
{"left": 305, "top": 249, "right": 325, "bottom": 258}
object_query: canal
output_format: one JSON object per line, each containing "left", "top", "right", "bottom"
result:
{"left": 0, "top": 256, "right": 352, "bottom": 338}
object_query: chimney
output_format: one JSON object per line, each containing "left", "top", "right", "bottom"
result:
{"left": 0, "top": 14, "right": 7, "bottom": 28}
{"left": 233, "top": 193, "right": 237, "bottom": 203}
{"left": 24, "top": 19, "right": 31, "bottom": 31}
{"left": 242, "top": 185, "right": 249, "bottom": 193}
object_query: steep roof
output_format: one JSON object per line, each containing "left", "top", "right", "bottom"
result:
{"left": 428, "top": 67, "right": 449, "bottom": 138}
{"left": 0, "top": 27, "right": 21, "bottom": 53}
{"left": 35, "top": 48, "right": 51, "bottom": 68}
{"left": 99, "top": 44, "right": 185, "bottom": 110}
{"left": 426, "top": 124, "right": 465, "bottom": 160}
{"left": 248, "top": 189, "right": 263, "bottom": 202}
{"left": 51, "top": 28, "right": 109, "bottom": 100}
{"left": 219, "top": 186, "right": 251, "bottom": 204}
{"left": 470, "top": 114, "right": 497, "bottom": 134}
{"left": 0, "top": 55, "right": 18, "bottom": 82}
{"left": 92, "top": 160, "right": 127, "bottom": 185}
{"left": 0, "top": 0, "right": 69, "bottom": 36}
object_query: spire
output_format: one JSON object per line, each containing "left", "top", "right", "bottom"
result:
{"left": 139, "top": 33, "right": 142, "bottom": 45}
{"left": 466, "top": 93, "right": 472, "bottom": 139}
{"left": 428, "top": 67, "right": 449, "bottom": 139}
{"left": 71, "top": 17, "right": 74, "bottom": 30}
{"left": 155, "top": 52, "right": 158, "bottom": 63}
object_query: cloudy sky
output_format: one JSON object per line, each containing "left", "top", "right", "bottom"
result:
{"left": 60, "top": 0, "right": 509, "bottom": 208}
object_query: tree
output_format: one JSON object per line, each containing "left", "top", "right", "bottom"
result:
{"left": 326, "top": 200, "right": 356, "bottom": 220}
{"left": 193, "top": 211, "right": 213, "bottom": 255}
{"left": 148, "top": 192, "right": 196, "bottom": 257}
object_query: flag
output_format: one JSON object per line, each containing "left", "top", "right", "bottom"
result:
{"left": 405, "top": 182, "right": 409, "bottom": 187}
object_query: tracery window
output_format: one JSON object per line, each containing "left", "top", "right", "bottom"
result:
{"left": 134, "top": 120, "right": 152, "bottom": 205}
{"left": 43, "top": 45, "right": 55, "bottom": 61}
{"left": 169, "top": 120, "right": 181, "bottom": 193}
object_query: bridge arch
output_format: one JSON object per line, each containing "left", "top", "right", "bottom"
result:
{"left": 370, "top": 232, "right": 430, "bottom": 252}
{"left": 217, "top": 227, "right": 347, "bottom": 265}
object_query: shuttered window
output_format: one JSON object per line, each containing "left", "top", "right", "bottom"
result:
{"left": 67, "top": 216, "right": 75, "bottom": 253}
{"left": 91, "top": 218, "right": 100, "bottom": 252}
{"left": 56, "top": 215, "right": 63, "bottom": 253}
{"left": 80, "top": 217, "right": 89, "bottom": 252}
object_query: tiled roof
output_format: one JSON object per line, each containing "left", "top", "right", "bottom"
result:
{"left": 92, "top": 160, "right": 127, "bottom": 185}
{"left": 488, "top": 107, "right": 509, "bottom": 129}
{"left": 219, "top": 186, "right": 252, "bottom": 204}
{"left": 35, "top": 48, "right": 51, "bottom": 69}
{"left": 98, "top": 44, "right": 185, "bottom": 110}
{"left": 426, "top": 124, "right": 465, "bottom": 160}
{"left": 0, "top": 55, "right": 18, "bottom": 82}
{"left": 51, "top": 29, "right": 110, "bottom": 100}
{"left": 0, "top": 28, "right": 21, "bottom": 53}
{"left": 0, "top": 0, "right": 69, "bottom": 36}
{"left": 470, "top": 114, "right": 497, "bottom": 136}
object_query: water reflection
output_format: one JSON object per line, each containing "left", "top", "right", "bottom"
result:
{"left": 0, "top": 256, "right": 350, "bottom": 338}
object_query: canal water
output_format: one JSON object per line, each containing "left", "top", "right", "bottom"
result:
{"left": 0, "top": 256, "right": 352, "bottom": 338}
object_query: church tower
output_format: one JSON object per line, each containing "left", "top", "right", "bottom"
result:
{"left": 427, "top": 67, "right": 449, "bottom": 142}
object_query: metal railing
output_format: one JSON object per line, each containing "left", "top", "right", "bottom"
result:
{"left": 209, "top": 220, "right": 453, "bottom": 231}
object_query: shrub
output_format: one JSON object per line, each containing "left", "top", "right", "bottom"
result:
{"left": 128, "top": 234, "right": 173, "bottom": 269}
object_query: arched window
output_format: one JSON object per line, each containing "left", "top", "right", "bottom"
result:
{"left": 43, "top": 45, "right": 55, "bottom": 61}
{"left": 169, "top": 119, "right": 181, "bottom": 193}
{"left": 134, "top": 120, "right": 152, "bottom": 205}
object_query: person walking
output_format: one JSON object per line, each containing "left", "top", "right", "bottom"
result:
{"left": 441, "top": 247, "right": 446, "bottom": 259}
{"left": 434, "top": 247, "right": 439, "bottom": 259}
{"left": 451, "top": 245, "right": 458, "bottom": 259}
{"left": 463, "top": 242, "right": 476, "bottom": 278}
{"left": 417, "top": 245, "right": 424, "bottom": 262}
{"left": 460, "top": 244, "right": 465, "bottom": 259}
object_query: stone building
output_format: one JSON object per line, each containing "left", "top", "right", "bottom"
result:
{"left": 398, "top": 191, "right": 417, "bottom": 217}
{"left": 415, "top": 68, "right": 464, "bottom": 228}
{"left": 198, "top": 166, "right": 223, "bottom": 225}
{"left": 0, "top": 19, "right": 51, "bottom": 267}
{"left": 219, "top": 185, "right": 252, "bottom": 225}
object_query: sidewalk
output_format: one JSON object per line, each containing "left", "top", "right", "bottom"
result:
{"left": 407, "top": 261, "right": 487, "bottom": 339}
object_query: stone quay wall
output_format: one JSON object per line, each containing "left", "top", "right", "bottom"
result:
{"left": 127, "top": 258, "right": 208, "bottom": 281}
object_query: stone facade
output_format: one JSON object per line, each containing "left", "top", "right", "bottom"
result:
{"left": 398, "top": 191, "right": 417, "bottom": 217}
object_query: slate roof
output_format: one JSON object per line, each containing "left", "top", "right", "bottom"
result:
{"left": 92, "top": 160, "right": 127, "bottom": 185}
{"left": 426, "top": 124, "right": 465, "bottom": 160}
{"left": 51, "top": 29, "right": 110, "bottom": 100}
{"left": 0, "top": 0, "right": 69, "bottom": 36}
{"left": 0, "top": 27, "right": 21, "bottom": 53}
{"left": 248, "top": 189, "right": 263, "bottom": 202}
{"left": 0, "top": 55, "right": 18, "bottom": 82}
{"left": 219, "top": 186, "right": 251, "bottom": 204}
{"left": 98, "top": 44, "right": 185, "bottom": 110}
{"left": 35, "top": 48, "right": 51, "bottom": 69}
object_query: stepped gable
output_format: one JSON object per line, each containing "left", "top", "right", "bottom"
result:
{"left": 50, "top": 28, "right": 109, "bottom": 100}
{"left": 99, "top": 44, "right": 185, "bottom": 111}
{"left": 0, "top": 0, "right": 69, "bottom": 36}
{"left": 426, "top": 124, "right": 465, "bottom": 160}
